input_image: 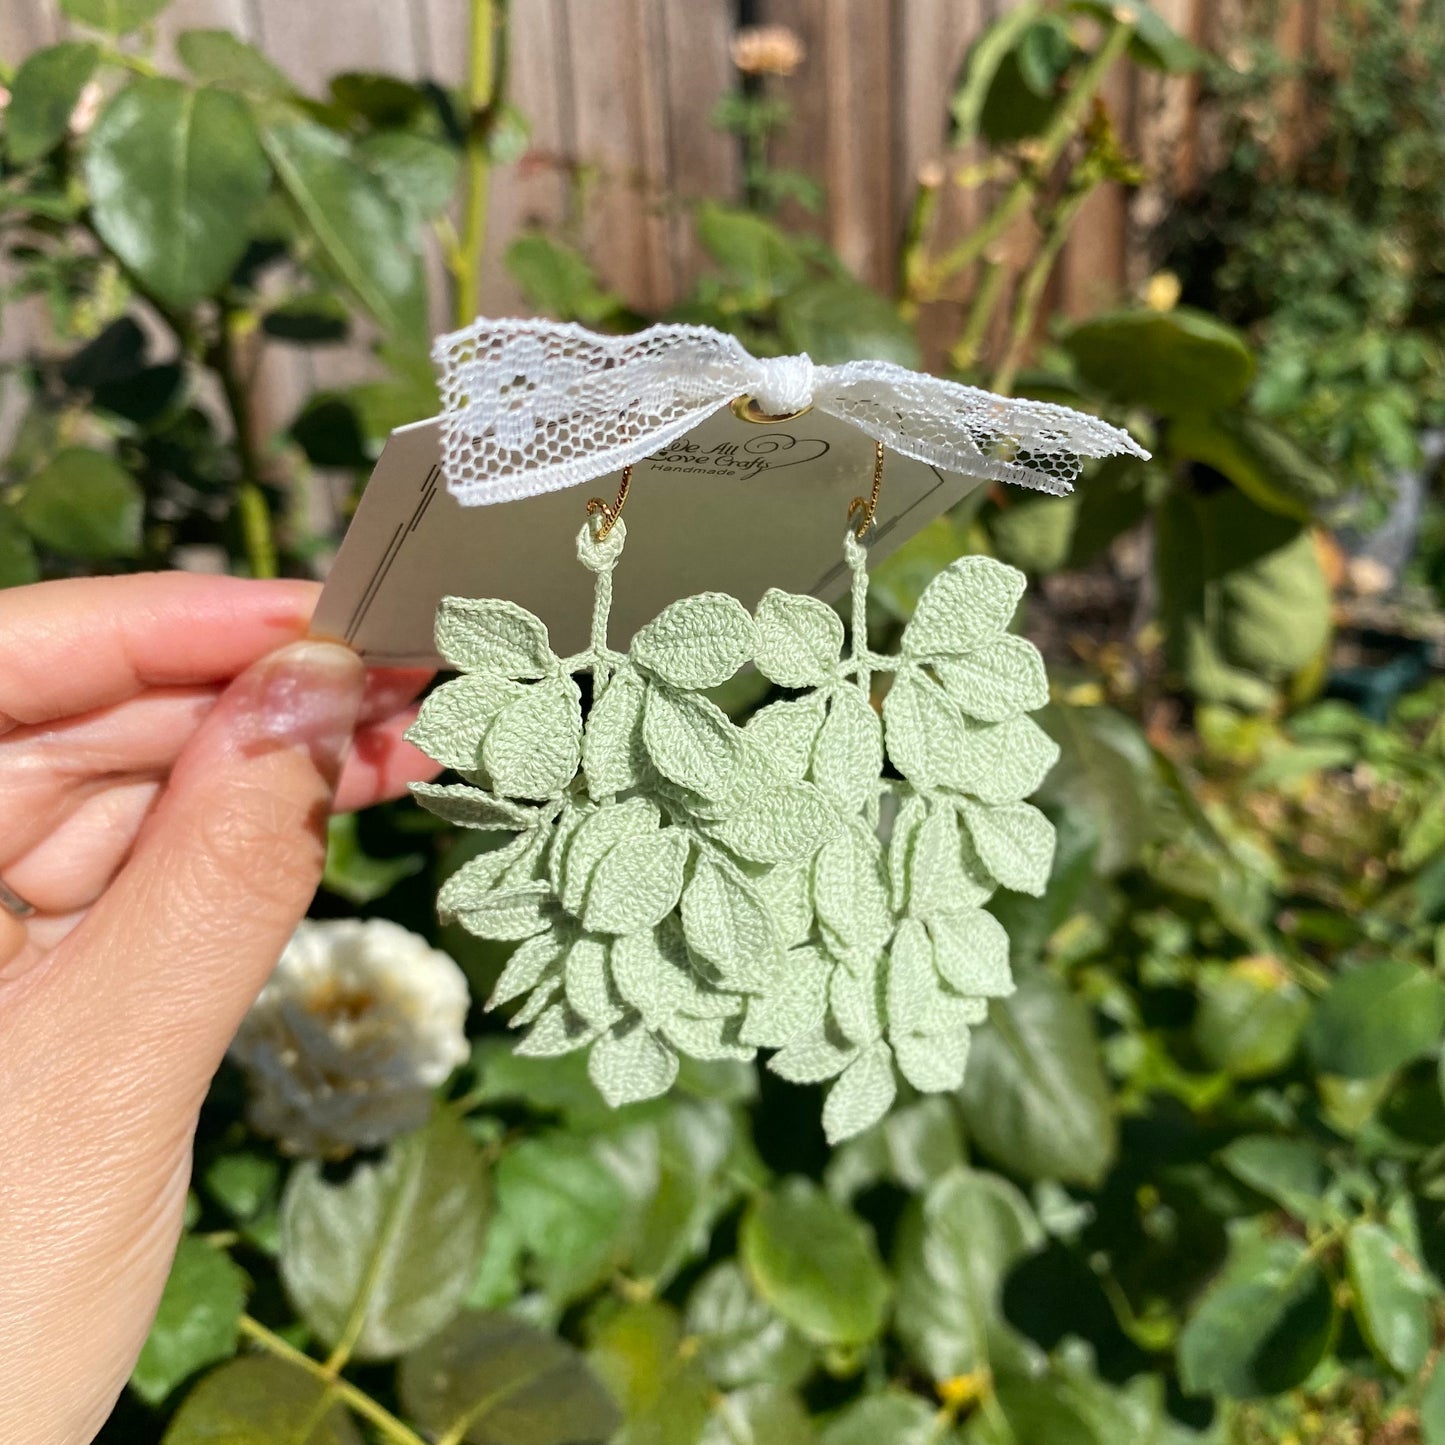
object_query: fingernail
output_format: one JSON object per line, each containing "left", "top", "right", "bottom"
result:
{"left": 245, "top": 640, "right": 365, "bottom": 784}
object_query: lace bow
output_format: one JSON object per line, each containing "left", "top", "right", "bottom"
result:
{"left": 433, "top": 318, "right": 1150, "bottom": 506}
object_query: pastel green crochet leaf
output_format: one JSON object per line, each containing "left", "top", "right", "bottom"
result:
{"left": 408, "top": 518, "right": 1058, "bottom": 1142}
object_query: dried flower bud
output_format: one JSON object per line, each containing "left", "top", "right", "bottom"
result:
{"left": 730, "top": 24, "right": 806, "bottom": 78}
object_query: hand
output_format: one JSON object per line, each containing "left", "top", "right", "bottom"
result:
{"left": 0, "top": 572, "right": 439, "bottom": 1444}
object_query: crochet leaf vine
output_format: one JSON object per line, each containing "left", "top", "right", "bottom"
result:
{"left": 407, "top": 520, "right": 1058, "bottom": 1142}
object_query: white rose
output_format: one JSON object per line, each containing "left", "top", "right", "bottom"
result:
{"left": 229, "top": 918, "right": 470, "bottom": 1158}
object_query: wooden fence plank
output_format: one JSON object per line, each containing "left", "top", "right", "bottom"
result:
{"left": 0, "top": 0, "right": 1223, "bottom": 358}
{"left": 471, "top": 0, "right": 576, "bottom": 319}
{"left": 654, "top": 0, "right": 740, "bottom": 295}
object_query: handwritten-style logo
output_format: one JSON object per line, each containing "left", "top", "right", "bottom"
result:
{"left": 642, "top": 433, "right": 830, "bottom": 479}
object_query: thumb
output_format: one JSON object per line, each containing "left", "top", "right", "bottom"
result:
{"left": 0, "top": 641, "right": 364, "bottom": 1445}
{"left": 41, "top": 638, "right": 366, "bottom": 1116}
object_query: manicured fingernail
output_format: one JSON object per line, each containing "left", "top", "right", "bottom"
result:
{"left": 247, "top": 640, "right": 365, "bottom": 782}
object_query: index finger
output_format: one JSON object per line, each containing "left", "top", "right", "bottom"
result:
{"left": 0, "top": 572, "right": 322, "bottom": 728}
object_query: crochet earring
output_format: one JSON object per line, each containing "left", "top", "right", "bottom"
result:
{"left": 405, "top": 319, "right": 1146, "bottom": 1142}
{"left": 409, "top": 446, "right": 1055, "bottom": 1143}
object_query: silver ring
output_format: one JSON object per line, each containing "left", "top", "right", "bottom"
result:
{"left": 0, "top": 877, "right": 36, "bottom": 920}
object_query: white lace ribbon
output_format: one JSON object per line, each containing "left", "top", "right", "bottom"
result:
{"left": 433, "top": 318, "right": 1150, "bottom": 506}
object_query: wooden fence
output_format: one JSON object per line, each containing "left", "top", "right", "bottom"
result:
{"left": 1, "top": 0, "right": 1329, "bottom": 427}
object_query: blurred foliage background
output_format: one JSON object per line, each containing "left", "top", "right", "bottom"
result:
{"left": 4, "top": 1, "right": 1445, "bottom": 1442}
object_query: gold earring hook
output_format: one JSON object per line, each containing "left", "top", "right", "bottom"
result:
{"left": 847, "top": 441, "right": 885, "bottom": 539}
{"left": 586, "top": 465, "right": 632, "bottom": 540}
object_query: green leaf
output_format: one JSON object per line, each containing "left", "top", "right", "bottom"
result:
{"left": 811, "top": 687, "right": 882, "bottom": 813}
{"left": 584, "top": 830, "right": 690, "bottom": 934}
{"left": 713, "top": 782, "right": 836, "bottom": 866}
{"left": 1217, "top": 1136, "right": 1328, "bottom": 1223}
{"left": 1194, "top": 960, "right": 1309, "bottom": 1078}
{"left": 754, "top": 590, "right": 844, "bottom": 688}
{"left": 953, "top": 715, "right": 1059, "bottom": 805}
{"left": 162, "top": 1358, "right": 362, "bottom": 1445}
{"left": 1346, "top": 1221, "right": 1432, "bottom": 1375}
{"left": 1307, "top": 961, "right": 1445, "bottom": 1079}
{"left": 0, "top": 506, "right": 40, "bottom": 588}
{"left": 588, "top": 1301, "right": 712, "bottom": 1445}
{"left": 644, "top": 686, "right": 741, "bottom": 799}
{"left": 1422, "top": 1352, "right": 1445, "bottom": 1445}
{"left": 883, "top": 668, "right": 969, "bottom": 790}
{"left": 262, "top": 292, "right": 351, "bottom": 344}
{"left": 321, "top": 812, "right": 423, "bottom": 904}
{"left": 407, "top": 674, "right": 522, "bottom": 773}
{"left": 560, "top": 799, "right": 652, "bottom": 912}
{"left": 903, "top": 556, "right": 1026, "bottom": 658}
{"left": 988, "top": 490, "right": 1079, "bottom": 575}
{"left": 1069, "top": 0, "right": 1201, "bottom": 71}
{"left": 262, "top": 119, "right": 425, "bottom": 340}
{"left": 813, "top": 821, "right": 893, "bottom": 961}
{"left": 131, "top": 1237, "right": 246, "bottom": 1405}
{"left": 959, "top": 800, "right": 1055, "bottom": 896}
{"left": 1169, "top": 411, "right": 1341, "bottom": 521}
{"left": 958, "top": 973, "right": 1116, "bottom": 1185}
{"left": 686, "top": 1262, "right": 814, "bottom": 1391}
{"left": 632, "top": 593, "right": 756, "bottom": 690}
{"left": 357, "top": 131, "right": 460, "bottom": 221}
{"left": 6, "top": 41, "right": 100, "bottom": 165}
{"left": 17, "top": 447, "right": 143, "bottom": 558}
{"left": 935, "top": 634, "right": 1048, "bottom": 723}
{"left": 1061, "top": 308, "right": 1255, "bottom": 417}
{"left": 682, "top": 849, "right": 780, "bottom": 990}
{"left": 60, "top": 0, "right": 170, "bottom": 33}
{"left": 411, "top": 783, "right": 539, "bottom": 831}
{"left": 495, "top": 1132, "right": 633, "bottom": 1302}
{"left": 1155, "top": 486, "right": 1331, "bottom": 708}
{"left": 485, "top": 678, "right": 583, "bottom": 799}
{"left": 505, "top": 233, "right": 622, "bottom": 325}
{"left": 740, "top": 1178, "right": 890, "bottom": 1348}
{"left": 696, "top": 203, "right": 808, "bottom": 300}
{"left": 700, "top": 1385, "right": 818, "bottom": 1445}
{"left": 617, "top": 1099, "right": 753, "bottom": 1287}
{"left": 826, "top": 1095, "right": 968, "bottom": 1201}
{"left": 86, "top": 79, "right": 270, "bottom": 310}
{"left": 950, "top": 3, "right": 1045, "bottom": 146}
{"left": 328, "top": 71, "right": 430, "bottom": 126}
{"left": 398, "top": 1310, "right": 621, "bottom": 1445}
{"left": 584, "top": 667, "right": 649, "bottom": 798}
{"left": 893, "top": 1167, "right": 1041, "bottom": 1380}
{"left": 437, "top": 596, "right": 554, "bottom": 678}
{"left": 904, "top": 801, "right": 994, "bottom": 919}
{"left": 820, "top": 1392, "right": 944, "bottom": 1445}
{"left": 777, "top": 278, "right": 921, "bottom": 369}
{"left": 978, "top": 44, "right": 1066, "bottom": 144}
{"left": 823, "top": 1042, "right": 898, "bottom": 1143}
{"left": 586, "top": 1017, "right": 682, "bottom": 1103}
{"left": 1178, "top": 1226, "right": 1337, "bottom": 1399}
{"left": 279, "top": 1111, "right": 490, "bottom": 1362}
{"left": 1066, "top": 455, "right": 1154, "bottom": 567}
{"left": 992, "top": 1363, "right": 1185, "bottom": 1445}
{"left": 176, "top": 29, "right": 294, "bottom": 97}
{"left": 1033, "top": 704, "right": 1154, "bottom": 876}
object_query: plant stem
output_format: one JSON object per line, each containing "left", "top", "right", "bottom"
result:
{"left": 455, "top": 0, "right": 510, "bottom": 327}
{"left": 238, "top": 1315, "right": 427, "bottom": 1445}
{"left": 990, "top": 180, "right": 1092, "bottom": 394}
{"left": 925, "top": 20, "right": 1134, "bottom": 296}
{"left": 950, "top": 255, "right": 1009, "bottom": 372}
{"left": 215, "top": 307, "right": 278, "bottom": 579}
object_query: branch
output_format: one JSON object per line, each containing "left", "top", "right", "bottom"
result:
{"left": 238, "top": 1315, "right": 427, "bottom": 1445}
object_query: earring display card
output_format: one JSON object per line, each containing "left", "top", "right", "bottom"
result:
{"left": 311, "top": 408, "right": 988, "bottom": 668}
